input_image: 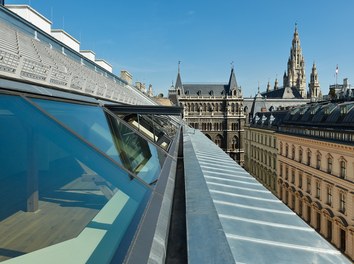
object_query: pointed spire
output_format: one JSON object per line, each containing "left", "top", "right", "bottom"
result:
{"left": 266, "top": 81, "right": 271, "bottom": 92}
{"left": 228, "top": 67, "right": 238, "bottom": 89}
{"left": 309, "top": 61, "right": 321, "bottom": 101}
{"left": 274, "top": 78, "right": 279, "bottom": 90}
{"left": 148, "top": 84, "right": 153, "bottom": 97}
{"left": 175, "top": 61, "right": 183, "bottom": 90}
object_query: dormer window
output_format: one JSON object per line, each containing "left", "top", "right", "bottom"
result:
{"left": 197, "top": 90, "right": 201, "bottom": 96}
{"left": 209, "top": 90, "right": 214, "bottom": 96}
{"left": 340, "top": 105, "right": 347, "bottom": 115}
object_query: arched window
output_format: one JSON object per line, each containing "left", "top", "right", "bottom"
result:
{"left": 231, "top": 103, "right": 235, "bottom": 113}
{"left": 232, "top": 136, "right": 238, "bottom": 150}
{"left": 215, "top": 135, "right": 223, "bottom": 147}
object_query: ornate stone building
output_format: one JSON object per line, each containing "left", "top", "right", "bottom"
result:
{"left": 276, "top": 101, "right": 354, "bottom": 260}
{"left": 244, "top": 111, "right": 287, "bottom": 195}
{"left": 169, "top": 66, "right": 245, "bottom": 165}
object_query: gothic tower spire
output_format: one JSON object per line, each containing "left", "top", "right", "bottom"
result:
{"left": 285, "top": 23, "right": 306, "bottom": 98}
{"left": 309, "top": 62, "right": 321, "bottom": 101}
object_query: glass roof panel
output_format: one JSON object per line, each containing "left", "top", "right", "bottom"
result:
{"left": 31, "top": 98, "right": 166, "bottom": 185}
{"left": 0, "top": 94, "right": 151, "bottom": 262}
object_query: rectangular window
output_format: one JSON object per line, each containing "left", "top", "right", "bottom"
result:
{"left": 340, "top": 160, "right": 346, "bottom": 178}
{"left": 316, "top": 181, "right": 321, "bottom": 199}
{"left": 280, "top": 163, "right": 283, "bottom": 177}
{"left": 327, "top": 187, "right": 332, "bottom": 206}
{"left": 298, "top": 172, "right": 303, "bottom": 188}
{"left": 316, "top": 154, "right": 321, "bottom": 170}
{"left": 307, "top": 177, "right": 311, "bottom": 193}
{"left": 291, "top": 170, "right": 295, "bottom": 184}
{"left": 327, "top": 157, "right": 332, "bottom": 174}
{"left": 339, "top": 193, "right": 346, "bottom": 214}
{"left": 285, "top": 167, "right": 289, "bottom": 180}
{"left": 307, "top": 151, "right": 311, "bottom": 166}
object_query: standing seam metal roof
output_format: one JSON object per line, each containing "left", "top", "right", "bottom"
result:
{"left": 183, "top": 127, "right": 351, "bottom": 264}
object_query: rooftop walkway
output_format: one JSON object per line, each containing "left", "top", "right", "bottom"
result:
{"left": 183, "top": 127, "right": 351, "bottom": 264}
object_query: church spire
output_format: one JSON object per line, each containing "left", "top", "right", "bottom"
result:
{"left": 274, "top": 78, "right": 279, "bottom": 90}
{"left": 285, "top": 23, "right": 306, "bottom": 98}
{"left": 175, "top": 61, "right": 183, "bottom": 90}
{"left": 266, "top": 81, "right": 271, "bottom": 93}
{"left": 228, "top": 67, "right": 240, "bottom": 97}
{"left": 309, "top": 62, "right": 321, "bottom": 101}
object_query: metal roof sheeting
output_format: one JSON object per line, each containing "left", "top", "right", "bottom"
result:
{"left": 184, "top": 127, "right": 351, "bottom": 264}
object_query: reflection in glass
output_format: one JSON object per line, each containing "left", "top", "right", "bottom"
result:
{"left": 31, "top": 98, "right": 165, "bottom": 185}
{"left": 0, "top": 94, "right": 150, "bottom": 262}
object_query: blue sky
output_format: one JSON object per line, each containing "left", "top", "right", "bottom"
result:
{"left": 6, "top": 0, "right": 354, "bottom": 97}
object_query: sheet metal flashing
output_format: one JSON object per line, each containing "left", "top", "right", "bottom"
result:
{"left": 183, "top": 127, "right": 351, "bottom": 264}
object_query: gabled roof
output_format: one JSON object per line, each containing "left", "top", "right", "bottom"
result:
{"left": 261, "top": 87, "right": 303, "bottom": 99}
{"left": 175, "top": 68, "right": 239, "bottom": 97}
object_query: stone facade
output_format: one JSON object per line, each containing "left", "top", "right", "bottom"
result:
{"left": 244, "top": 111, "right": 287, "bottom": 195}
{"left": 169, "top": 67, "right": 245, "bottom": 165}
{"left": 276, "top": 102, "right": 354, "bottom": 260}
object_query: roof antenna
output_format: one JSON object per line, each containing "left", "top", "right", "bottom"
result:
{"left": 178, "top": 60, "right": 181, "bottom": 74}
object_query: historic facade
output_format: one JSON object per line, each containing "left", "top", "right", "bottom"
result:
{"left": 276, "top": 101, "right": 354, "bottom": 260}
{"left": 244, "top": 111, "right": 287, "bottom": 195}
{"left": 169, "top": 66, "right": 245, "bottom": 165}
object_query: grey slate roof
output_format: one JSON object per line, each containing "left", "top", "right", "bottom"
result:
{"left": 177, "top": 68, "right": 238, "bottom": 96}
{"left": 262, "top": 87, "right": 303, "bottom": 99}
{"left": 251, "top": 110, "right": 288, "bottom": 129}
{"left": 283, "top": 101, "right": 354, "bottom": 129}
{"left": 183, "top": 84, "right": 228, "bottom": 96}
